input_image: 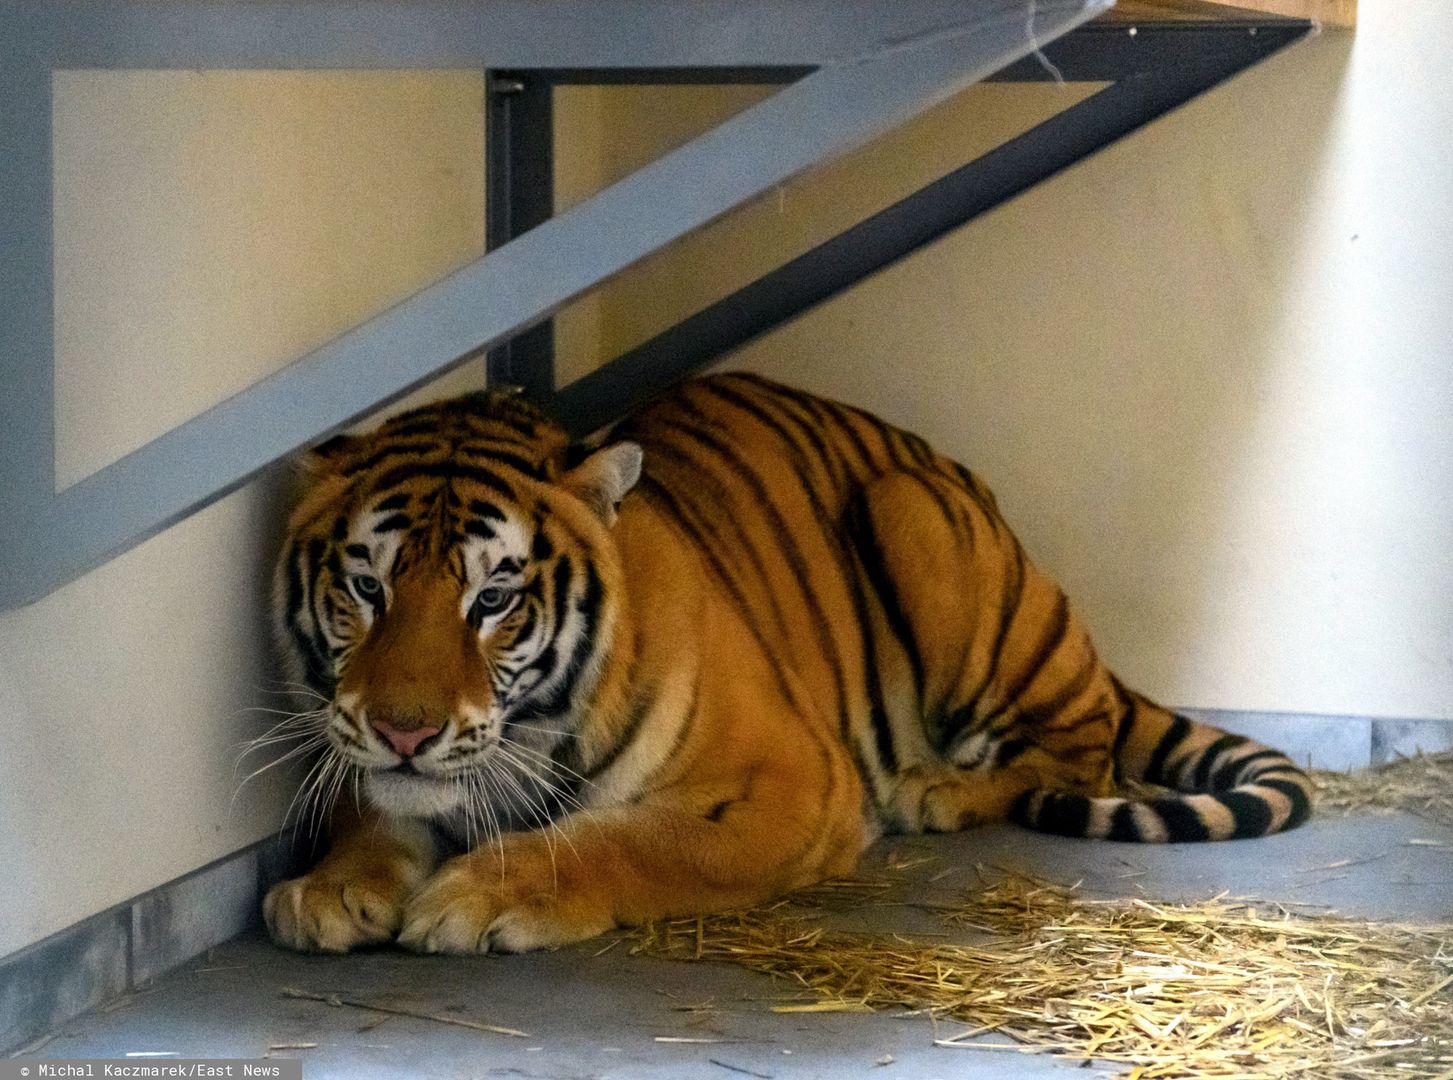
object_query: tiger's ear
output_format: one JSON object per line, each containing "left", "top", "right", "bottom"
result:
{"left": 300, "top": 434, "right": 362, "bottom": 477}
{"left": 561, "top": 442, "right": 642, "bottom": 526}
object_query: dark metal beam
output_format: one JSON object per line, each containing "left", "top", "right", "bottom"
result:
{"left": 991, "top": 20, "right": 1306, "bottom": 81}
{"left": 514, "top": 66, "right": 815, "bottom": 87}
{"left": 486, "top": 71, "right": 557, "bottom": 403}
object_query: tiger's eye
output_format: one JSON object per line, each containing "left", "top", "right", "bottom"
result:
{"left": 473, "top": 585, "right": 514, "bottom": 617}
{"left": 352, "top": 574, "right": 382, "bottom": 599}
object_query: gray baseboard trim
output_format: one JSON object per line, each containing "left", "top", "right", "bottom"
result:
{"left": 1, "top": 834, "right": 304, "bottom": 1055}
{"left": 4, "top": 709, "right": 1450, "bottom": 1054}
{"left": 1179, "top": 709, "right": 1453, "bottom": 772}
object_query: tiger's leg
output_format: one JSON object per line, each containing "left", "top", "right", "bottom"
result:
{"left": 850, "top": 470, "right": 1119, "bottom": 834}
{"left": 890, "top": 749, "right": 1086, "bottom": 832}
{"left": 397, "top": 749, "right": 862, "bottom": 954}
{"left": 264, "top": 799, "right": 438, "bottom": 953}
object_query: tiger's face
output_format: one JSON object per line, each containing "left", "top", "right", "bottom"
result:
{"left": 274, "top": 392, "right": 641, "bottom": 823}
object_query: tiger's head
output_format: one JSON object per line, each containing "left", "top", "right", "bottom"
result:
{"left": 273, "top": 390, "right": 642, "bottom": 823}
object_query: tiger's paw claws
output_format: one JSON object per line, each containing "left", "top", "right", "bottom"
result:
{"left": 264, "top": 873, "right": 408, "bottom": 954}
{"left": 398, "top": 857, "right": 609, "bottom": 955}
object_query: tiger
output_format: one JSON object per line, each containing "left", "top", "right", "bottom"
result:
{"left": 263, "top": 372, "right": 1312, "bottom": 955}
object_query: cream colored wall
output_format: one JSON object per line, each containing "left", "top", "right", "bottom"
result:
{"left": 562, "top": 3, "right": 1451, "bottom": 721}
{"left": 0, "top": 71, "right": 485, "bottom": 957}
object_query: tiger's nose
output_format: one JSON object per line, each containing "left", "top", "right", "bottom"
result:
{"left": 369, "top": 718, "right": 442, "bottom": 757}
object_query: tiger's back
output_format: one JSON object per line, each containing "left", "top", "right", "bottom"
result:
{"left": 619, "top": 373, "right": 1312, "bottom": 843}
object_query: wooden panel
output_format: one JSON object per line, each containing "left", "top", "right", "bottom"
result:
{"left": 1100, "top": 0, "right": 1354, "bottom": 26}
{"left": 1253, "top": 0, "right": 1354, "bottom": 25}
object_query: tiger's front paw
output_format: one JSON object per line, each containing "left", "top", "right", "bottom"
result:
{"left": 264, "top": 869, "right": 412, "bottom": 954}
{"left": 397, "top": 850, "right": 611, "bottom": 955}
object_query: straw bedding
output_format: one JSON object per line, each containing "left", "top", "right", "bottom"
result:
{"left": 633, "top": 752, "right": 1453, "bottom": 1078}
{"left": 1313, "top": 750, "right": 1453, "bottom": 829}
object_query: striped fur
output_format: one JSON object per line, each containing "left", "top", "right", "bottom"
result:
{"left": 263, "top": 375, "right": 1311, "bottom": 955}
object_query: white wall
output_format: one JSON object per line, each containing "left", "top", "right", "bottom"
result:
{"left": 0, "top": 71, "right": 486, "bottom": 958}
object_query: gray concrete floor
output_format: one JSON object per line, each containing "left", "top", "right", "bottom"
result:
{"left": 23, "top": 812, "right": 1453, "bottom": 1079}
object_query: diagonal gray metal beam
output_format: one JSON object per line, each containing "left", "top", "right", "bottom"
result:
{"left": 1, "top": 0, "right": 1110, "bottom": 608}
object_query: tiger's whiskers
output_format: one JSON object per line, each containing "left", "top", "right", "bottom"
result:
{"left": 230, "top": 706, "right": 332, "bottom": 816}
{"left": 486, "top": 749, "right": 565, "bottom": 886}
{"left": 283, "top": 748, "right": 353, "bottom": 846}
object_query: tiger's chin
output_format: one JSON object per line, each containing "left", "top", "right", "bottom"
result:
{"left": 363, "top": 769, "right": 467, "bottom": 820}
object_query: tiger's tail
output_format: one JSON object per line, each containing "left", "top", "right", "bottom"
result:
{"left": 1010, "top": 686, "right": 1314, "bottom": 842}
